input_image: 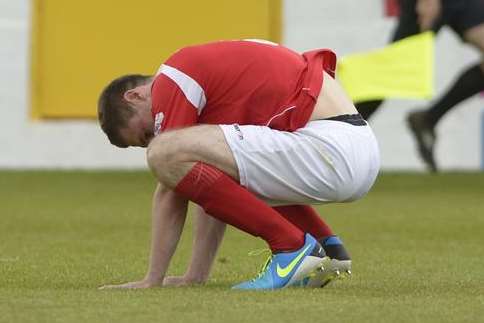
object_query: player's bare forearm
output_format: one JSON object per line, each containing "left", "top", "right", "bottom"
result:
{"left": 164, "top": 206, "right": 226, "bottom": 286}
{"left": 100, "top": 183, "right": 188, "bottom": 289}
{"left": 145, "top": 184, "right": 188, "bottom": 280}
{"left": 185, "top": 207, "right": 226, "bottom": 282}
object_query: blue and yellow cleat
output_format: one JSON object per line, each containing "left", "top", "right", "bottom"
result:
{"left": 232, "top": 234, "right": 329, "bottom": 290}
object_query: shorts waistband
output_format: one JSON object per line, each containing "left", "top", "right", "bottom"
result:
{"left": 321, "top": 113, "right": 367, "bottom": 126}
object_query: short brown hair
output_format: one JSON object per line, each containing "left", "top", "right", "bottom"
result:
{"left": 97, "top": 74, "right": 151, "bottom": 148}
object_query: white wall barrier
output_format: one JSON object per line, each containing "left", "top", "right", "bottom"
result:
{"left": 0, "top": 0, "right": 482, "bottom": 170}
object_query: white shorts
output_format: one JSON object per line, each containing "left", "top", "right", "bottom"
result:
{"left": 220, "top": 119, "right": 380, "bottom": 206}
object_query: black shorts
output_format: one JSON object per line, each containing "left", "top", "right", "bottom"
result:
{"left": 393, "top": 0, "right": 484, "bottom": 41}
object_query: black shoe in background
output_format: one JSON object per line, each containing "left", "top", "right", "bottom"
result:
{"left": 407, "top": 110, "right": 438, "bottom": 172}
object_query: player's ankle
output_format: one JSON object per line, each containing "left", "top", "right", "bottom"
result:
{"left": 270, "top": 232, "right": 306, "bottom": 254}
{"left": 319, "top": 235, "right": 351, "bottom": 261}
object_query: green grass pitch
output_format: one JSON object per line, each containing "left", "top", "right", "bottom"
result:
{"left": 1, "top": 171, "right": 484, "bottom": 323}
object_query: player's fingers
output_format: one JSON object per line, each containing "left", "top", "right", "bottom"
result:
{"left": 162, "top": 276, "right": 185, "bottom": 286}
{"left": 98, "top": 282, "right": 134, "bottom": 290}
{"left": 98, "top": 284, "right": 115, "bottom": 290}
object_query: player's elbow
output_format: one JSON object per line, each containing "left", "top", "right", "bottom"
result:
{"left": 146, "top": 138, "right": 163, "bottom": 170}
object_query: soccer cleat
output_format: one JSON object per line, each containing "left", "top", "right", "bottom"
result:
{"left": 232, "top": 234, "right": 329, "bottom": 290}
{"left": 299, "top": 235, "right": 352, "bottom": 288}
{"left": 407, "top": 110, "right": 438, "bottom": 172}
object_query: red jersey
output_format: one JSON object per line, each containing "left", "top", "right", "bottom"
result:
{"left": 151, "top": 40, "right": 336, "bottom": 135}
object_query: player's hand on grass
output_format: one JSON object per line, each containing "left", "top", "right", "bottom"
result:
{"left": 162, "top": 275, "right": 205, "bottom": 287}
{"left": 99, "top": 278, "right": 163, "bottom": 290}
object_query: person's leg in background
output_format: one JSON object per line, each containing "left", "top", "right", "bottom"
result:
{"left": 407, "top": 1, "right": 484, "bottom": 171}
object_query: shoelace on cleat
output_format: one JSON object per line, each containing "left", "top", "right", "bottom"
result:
{"left": 247, "top": 248, "right": 270, "bottom": 257}
{"left": 248, "top": 249, "right": 273, "bottom": 282}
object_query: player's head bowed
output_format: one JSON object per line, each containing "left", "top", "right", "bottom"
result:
{"left": 98, "top": 74, "right": 154, "bottom": 148}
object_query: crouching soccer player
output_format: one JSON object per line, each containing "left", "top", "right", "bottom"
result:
{"left": 97, "top": 40, "right": 380, "bottom": 290}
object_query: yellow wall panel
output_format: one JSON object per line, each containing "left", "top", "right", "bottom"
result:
{"left": 31, "top": 0, "right": 281, "bottom": 118}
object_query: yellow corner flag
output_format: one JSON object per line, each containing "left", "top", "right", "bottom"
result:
{"left": 337, "top": 32, "right": 434, "bottom": 102}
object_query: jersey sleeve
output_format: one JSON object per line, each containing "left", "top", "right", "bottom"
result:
{"left": 151, "top": 74, "right": 198, "bottom": 134}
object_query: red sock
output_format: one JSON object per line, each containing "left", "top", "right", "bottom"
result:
{"left": 175, "top": 162, "right": 304, "bottom": 252}
{"left": 274, "top": 205, "right": 333, "bottom": 240}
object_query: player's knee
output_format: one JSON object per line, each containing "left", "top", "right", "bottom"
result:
{"left": 146, "top": 135, "right": 170, "bottom": 169}
{"left": 147, "top": 133, "right": 183, "bottom": 170}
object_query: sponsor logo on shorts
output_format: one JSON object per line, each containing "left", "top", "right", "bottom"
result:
{"left": 233, "top": 124, "right": 243, "bottom": 140}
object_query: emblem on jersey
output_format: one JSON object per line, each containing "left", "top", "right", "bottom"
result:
{"left": 154, "top": 112, "right": 165, "bottom": 135}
